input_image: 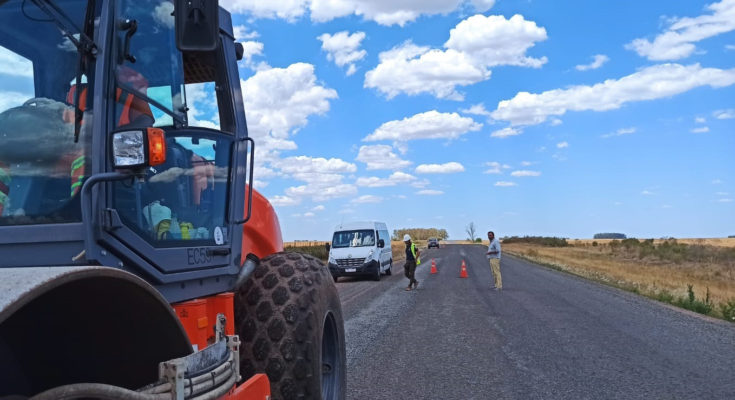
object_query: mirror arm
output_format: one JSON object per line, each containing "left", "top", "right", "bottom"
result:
{"left": 119, "top": 19, "right": 137, "bottom": 63}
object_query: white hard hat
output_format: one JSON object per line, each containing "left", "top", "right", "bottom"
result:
{"left": 403, "top": 234, "right": 411, "bottom": 241}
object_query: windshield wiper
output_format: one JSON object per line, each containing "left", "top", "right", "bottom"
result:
{"left": 116, "top": 81, "right": 187, "bottom": 127}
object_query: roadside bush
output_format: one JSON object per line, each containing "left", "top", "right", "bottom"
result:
{"left": 502, "top": 236, "right": 569, "bottom": 247}
{"left": 285, "top": 245, "right": 328, "bottom": 261}
{"left": 673, "top": 285, "right": 714, "bottom": 316}
{"left": 719, "top": 300, "right": 735, "bottom": 322}
{"left": 655, "top": 289, "right": 675, "bottom": 303}
{"left": 621, "top": 238, "right": 640, "bottom": 248}
{"left": 594, "top": 233, "right": 626, "bottom": 239}
{"left": 392, "top": 228, "right": 448, "bottom": 241}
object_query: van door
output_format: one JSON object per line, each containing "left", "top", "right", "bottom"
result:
{"left": 376, "top": 228, "right": 388, "bottom": 270}
{"left": 374, "top": 229, "right": 383, "bottom": 272}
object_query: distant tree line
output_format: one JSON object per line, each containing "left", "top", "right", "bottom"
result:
{"left": 594, "top": 233, "right": 627, "bottom": 239}
{"left": 501, "top": 236, "right": 569, "bottom": 247}
{"left": 392, "top": 228, "right": 449, "bottom": 241}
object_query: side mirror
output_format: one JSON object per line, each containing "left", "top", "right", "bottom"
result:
{"left": 175, "top": 0, "right": 219, "bottom": 51}
{"left": 378, "top": 239, "right": 385, "bottom": 248}
{"left": 112, "top": 128, "right": 166, "bottom": 169}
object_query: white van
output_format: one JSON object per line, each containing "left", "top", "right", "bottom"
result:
{"left": 327, "top": 221, "right": 392, "bottom": 282}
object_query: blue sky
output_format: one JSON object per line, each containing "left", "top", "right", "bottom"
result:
{"left": 214, "top": 0, "right": 735, "bottom": 241}
{"left": 3, "top": 0, "right": 732, "bottom": 241}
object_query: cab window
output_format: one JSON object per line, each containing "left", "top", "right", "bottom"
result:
{"left": 114, "top": 134, "right": 232, "bottom": 247}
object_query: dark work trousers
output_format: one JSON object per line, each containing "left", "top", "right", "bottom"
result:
{"left": 404, "top": 259, "right": 417, "bottom": 287}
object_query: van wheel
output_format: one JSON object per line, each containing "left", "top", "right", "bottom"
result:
{"left": 385, "top": 259, "right": 392, "bottom": 276}
{"left": 235, "top": 252, "right": 346, "bottom": 400}
{"left": 373, "top": 264, "right": 381, "bottom": 281}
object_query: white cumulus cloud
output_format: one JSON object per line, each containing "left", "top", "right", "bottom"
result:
{"left": 364, "top": 110, "right": 481, "bottom": 142}
{"left": 356, "top": 145, "right": 412, "bottom": 170}
{"left": 352, "top": 195, "right": 383, "bottom": 203}
{"left": 491, "top": 127, "right": 522, "bottom": 138}
{"left": 556, "top": 141, "right": 569, "bottom": 148}
{"left": 239, "top": 41, "right": 265, "bottom": 67}
{"left": 270, "top": 195, "right": 301, "bottom": 207}
{"left": 415, "top": 162, "right": 465, "bottom": 174}
{"left": 491, "top": 63, "right": 735, "bottom": 126}
{"left": 601, "top": 127, "right": 637, "bottom": 138}
{"left": 495, "top": 181, "right": 517, "bottom": 187}
{"left": 0, "top": 47, "right": 33, "bottom": 78}
{"left": 222, "top": 0, "right": 496, "bottom": 26}
{"left": 417, "top": 189, "right": 444, "bottom": 195}
{"left": 364, "top": 14, "right": 547, "bottom": 100}
{"left": 241, "top": 63, "right": 338, "bottom": 175}
{"left": 575, "top": 54, "right": 609, "bottom": 71}
{"left": 356, "top": 171, "right": 417, "bottom": 187}
{"left": 713, "top": 109, "right": 735, "bottom": 119}
{"left": 272, "top": 156, "right": 357, "bottom": 202}
{"left": 317, "top": 31, "right": 367, "bottom": 76}
{"left": 460, "top": 103, "right": 493, "bottom": 117}
{"left": 484, "top": 161, "right": 503, "bottom": 174}
{"left": 286, "top": 183, "right": 357, "bottom": 201}
{"left": 242, "top": 63, "right": 338, "bottom": 141}
{"left": 510, "top": 170, "right": 541, "bottom": 177}
{"left": 233, "top": 25, "right": 260, "bottom": 40}
{"left": 626, "top": 0, "right": 735, "bottom": 61}
{"left": 691, "top": 126, "right": 710, "bottom": 133}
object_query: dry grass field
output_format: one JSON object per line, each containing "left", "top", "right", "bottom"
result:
{"left": 502, "top": 239, "right": 735, "bottom": 320}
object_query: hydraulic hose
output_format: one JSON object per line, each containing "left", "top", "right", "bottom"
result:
{"left": 29, "top": 383, "right": 169, "bottom": 400}
{"left": 32, "top": 359, "right": 237, "bottom": 400}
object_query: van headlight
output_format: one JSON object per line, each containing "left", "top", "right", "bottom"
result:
{"left": 364, "top": 249, "right": 375, "bottom": 263}
{"left": 328, "top": 255, "right": 336, "bottom": 264}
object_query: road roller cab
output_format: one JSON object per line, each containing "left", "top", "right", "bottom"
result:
{"left": 0, "top": 0, "right": 345, "bottom": 398}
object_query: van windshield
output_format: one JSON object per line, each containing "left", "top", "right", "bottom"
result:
{"left": 332, "top": 230, "right": 375, "bottom": 248}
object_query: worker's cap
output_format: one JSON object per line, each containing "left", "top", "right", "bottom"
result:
{"left": 403, "top": 234, "right": 411, "bottom": 241}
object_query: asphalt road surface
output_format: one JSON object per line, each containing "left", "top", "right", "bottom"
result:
{"left": 335, "top": 244, "right": 735, "bottom": 400}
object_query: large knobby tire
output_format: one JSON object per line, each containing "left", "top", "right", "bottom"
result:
{"left": 234, "top": 252, "right": 346, "bottom": 400}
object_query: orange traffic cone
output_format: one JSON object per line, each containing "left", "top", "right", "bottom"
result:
{"left": 430, "top": 259, "right": 437, "bottom": 274}
{"left": 460, "top": 260, "right": 468, "bottom": 278}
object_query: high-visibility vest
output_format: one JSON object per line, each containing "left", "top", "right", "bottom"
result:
{"left": 410, "top": 243, "right": 421, "bottom": 265}
{"left": 70, "top": 155, "right": 85, "bottom": 198}
{"left": 63, "top": 84, "right": 153, "bottom": 197}
{"left": 0, "top": 162, "right": 9, "bottom": 215}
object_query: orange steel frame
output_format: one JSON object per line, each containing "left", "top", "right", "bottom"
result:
{"left": 171, "top": 188, "right": 283, "bottom": 399}
{"left": 173, "top": 294, "right": 270, "bottom": 399}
